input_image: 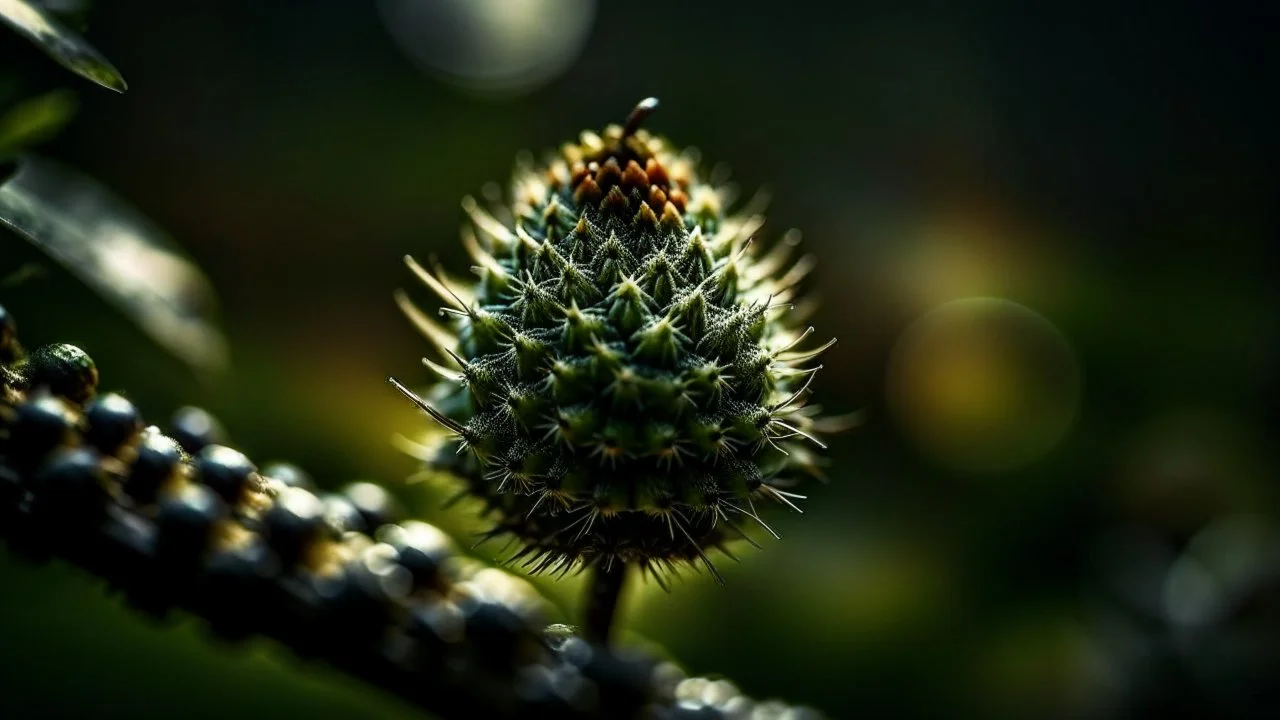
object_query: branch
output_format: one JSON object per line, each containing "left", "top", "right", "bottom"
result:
{"left": 0, "top": 304, "right": 823, "bottom": 719}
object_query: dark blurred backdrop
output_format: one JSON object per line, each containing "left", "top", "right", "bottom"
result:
{"left": 2, "top": 1, "right": 1277, "bottom": 718}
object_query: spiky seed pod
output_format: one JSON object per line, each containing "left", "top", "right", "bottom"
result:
{"left": 399, "top": 99, "right": 838, "bottom": 581}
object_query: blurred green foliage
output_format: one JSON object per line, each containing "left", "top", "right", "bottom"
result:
{"left": 1, "top": 0, "right": 226, "bottom": 378}
{"left": 1, "top": 1, "right": 1276, "bottom": 719}
{"left": 0, "top": 0, "right": 124, "bottom": 92}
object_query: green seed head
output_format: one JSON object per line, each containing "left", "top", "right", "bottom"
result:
{"left": 397, "top": 99, "right": 836, "bottom": 581}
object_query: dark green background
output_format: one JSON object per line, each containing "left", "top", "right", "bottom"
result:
{"left": 2, "top": 1, "right": 1276, "bottom": 718}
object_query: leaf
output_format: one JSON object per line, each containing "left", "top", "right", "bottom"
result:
{"left": 0, "top": 88, "right": 78, "bottom": 157}
{"left": 0, "top": 0, "right": 127, "bottom": 92}
{"left": 0, "top": 154, "right": 228, "bottom": 376}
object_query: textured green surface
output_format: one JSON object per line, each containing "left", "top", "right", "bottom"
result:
{"left": 402, "top": 114, "right": 835, "bottom": 581}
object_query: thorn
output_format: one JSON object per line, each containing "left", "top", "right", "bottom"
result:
{"left": 388, "top": 376, "right": 465, "bottom": 434}
{"left": 461, "top": 195, "right": 515, "bottom": 246}
{"left": 404, "top": 255, "right": 467, "bottom": 311}
{"left": 719, "top": 513, "right": 764, "bottom": 549}
{"left": 394, "top": 289, "right": 456, "bottom": 352}
{"left": 725, "top": 498, "right": 778, "bottom": 541}
{"left": 771, "top": 419, "right": 828, "bottom": 449}
{"left": 422, "top": 356, "right": 463, "bottom": 381}
{"left": 442, "top": 347, "right": 472, "bottom": 370}
{"left": 672, "top": 509, "right": 724, "bottom": 585}
{"left": 515, "top": 224, "right": 544, "bottom": 255}
{"left": 717, "top": 542, "right": 742, "bottom": 564}
{"left": 761, "top": 432, "right": 790, "bottom": 457}
{"left": 759, "top": 484, "right": 806, "bottom": 514}
{"left": 648, "top": 563, "right": 672, "bottom": 593}
{"left": 462, "top": 226, "right": 508, "bottom": 277}
{"left": 771, "top": 327, "right": 815, "bottom": 357}
{"left": 744, "top": 494, "right": 779, "bottom": 539}
{"left": 778, "top": 337, "right": 837, "bottom": 364}
{"left": 772, "top": 365, "right": 823, "bottom": 413}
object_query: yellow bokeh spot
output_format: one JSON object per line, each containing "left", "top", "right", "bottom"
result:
{"left": 887, "top": 297, "right": 1081, "bottom": 473}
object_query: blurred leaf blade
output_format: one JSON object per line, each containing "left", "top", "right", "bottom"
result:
{"left": 0, "top": 0, "right": 127, "bottom": 92}
{"left": 0, "top": 88, "right": 78, "bottom": 157}
{"left": 0, "top": 155, "right": 229, "bottom": 376}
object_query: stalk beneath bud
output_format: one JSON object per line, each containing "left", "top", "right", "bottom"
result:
{"left": 584, "top": 559, "right": 629, "bottom": 646}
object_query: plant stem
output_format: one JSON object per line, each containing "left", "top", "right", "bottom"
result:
{"left": 583, "top": 560, "right": 628, "bottom": 646}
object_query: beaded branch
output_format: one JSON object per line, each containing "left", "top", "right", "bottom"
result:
{"left": 0, "top": 303, "right": 823, "bottom": 719}
{"left": 393, "top": 98, "right": 843, "bottom": 645}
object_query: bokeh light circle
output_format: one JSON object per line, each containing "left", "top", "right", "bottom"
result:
{"left": 378, "top": 0, "right": 596, "bottom": 96}
{"left": 886, "top": 297, "right": 1081, "bottom": 473}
